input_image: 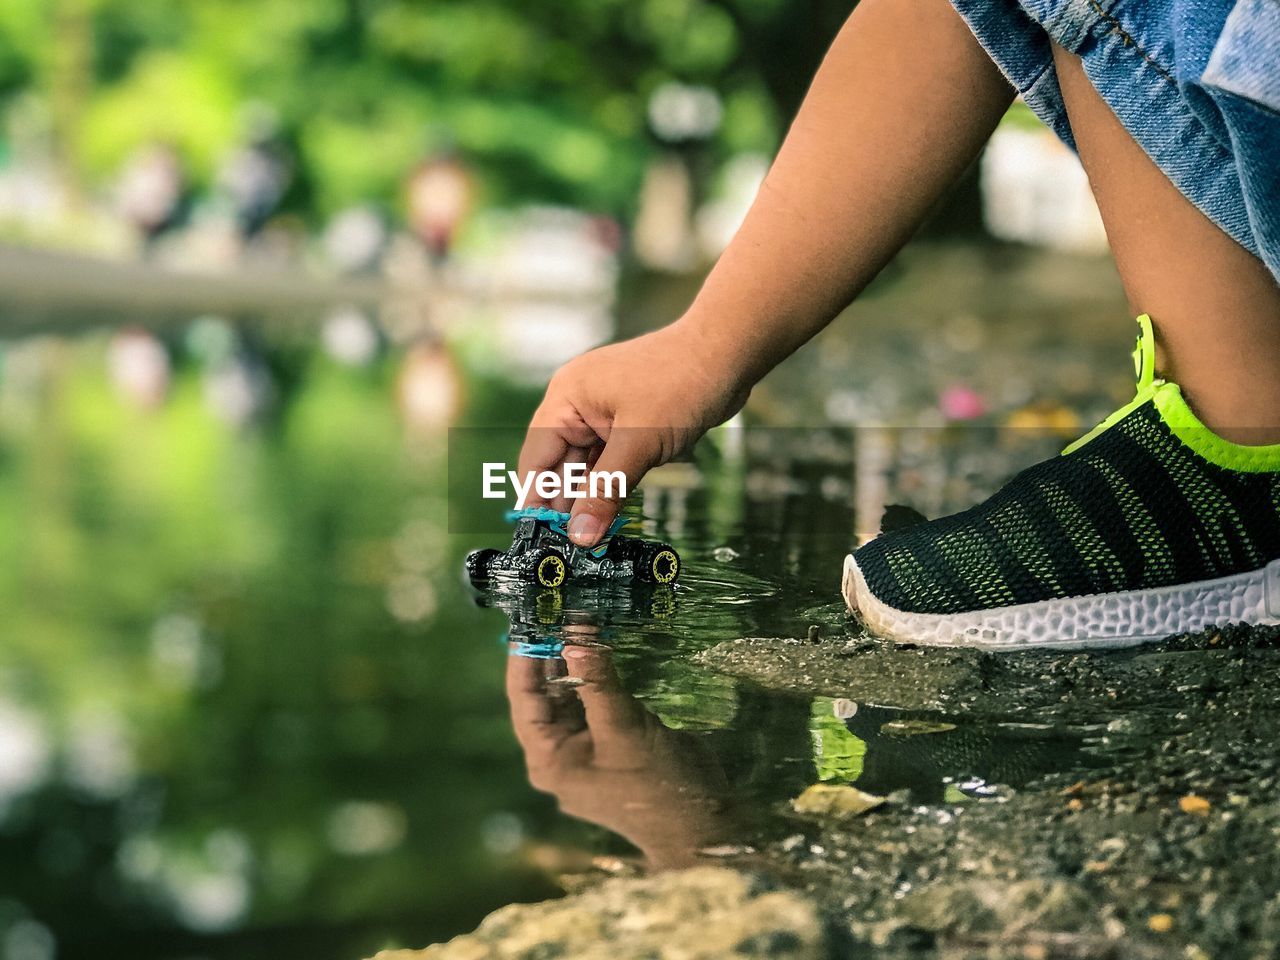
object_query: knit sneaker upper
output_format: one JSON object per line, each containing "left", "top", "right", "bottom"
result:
{"left": 853, "top": 317, "right": 1280, "bottom": 617}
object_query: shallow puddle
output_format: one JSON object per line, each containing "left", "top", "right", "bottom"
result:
{"left": 482, "top": 548, "right": 1110, "bottom": 874}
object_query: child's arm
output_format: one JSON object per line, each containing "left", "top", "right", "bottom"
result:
{"left": 520, "top": 0, "right": 1014, "bottom": 546}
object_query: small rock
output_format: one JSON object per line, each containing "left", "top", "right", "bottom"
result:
{"left": 880, "top": 720, "right": 957, "bottom": 737}
{"left": 698, "top": 844, "right": 755, "bottom": 858}
{"left": 880, "top": 504, "right": 929, "bottom": 533}
{"left": 1179, "top": 794, "right": 1211, "bottom": 817}
{"left": 367, "top": 867, "right": 832, "bottom": 959}
{"left": 1147, "top": 913, "right": 1175, "bottom": 933}
{"left": 831, "top": 699, "right": 859, "bottom": 719}
{"left": 591, "top": 856, "right": 634, "bottom": 874}
{"left": 1105, "top": 716, "right": 1149, "bottom": 735}
{"left": 713, "top": 546, "right": 739, "bottom": 562}
{"left": 792, "top": 784, "right": 886, "bottom": 819}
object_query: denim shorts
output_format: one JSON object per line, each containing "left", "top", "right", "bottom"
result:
{"left": 949, "top": 0, "right": 1280, "bottom": 284}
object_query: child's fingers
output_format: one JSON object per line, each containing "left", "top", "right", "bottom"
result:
{"left": 505, "top": 654, "right": 589, "bottom": 768}
{"left": 562, "top": 646, "right": 649, "bottom": 767}
{"left": 549, "top": 445, "right": 594, "bottom": 513}
{"left": 565, "top": 428, "right": 658, "bottom": 546}
{"left": 515, "top": 430, "right": 565, "bottom": 509}
{"left": 517, "top": 404, "right": 605, "bottom": 508}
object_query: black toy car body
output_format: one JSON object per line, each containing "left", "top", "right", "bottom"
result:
{"left": 465, "top": 507, "right": 680, "bottom": 588}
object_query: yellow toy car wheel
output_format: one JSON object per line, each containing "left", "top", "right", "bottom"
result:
{"left": 534, "top": 551, "right": 568, "bottom": 588}
{"left": 648, "top": 547, "right": 680, "bottom": 584}
{"left": 535, "top": 589, "right": 563, "bottom": 622}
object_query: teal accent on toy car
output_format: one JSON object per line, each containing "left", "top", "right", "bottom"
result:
{"left": 503, "top": 634, "right": 565, "bottom": 660}
{"left": 504, "top": 507, "right": 633, "bottom": 557}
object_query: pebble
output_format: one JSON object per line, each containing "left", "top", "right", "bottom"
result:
{"left": 780, "top": 834, "right": 806, "bottom": 853}
{"left": 880, "top": 719, "right": 957, "bottom": 737}
{"left": 697, "top": 844, "right": 755, "bottom": 858}
{"left": 793, "top": 784, "right": 887, "bottom": 819}
{"left": 1148, "top": 913, "right": 1175, "bottom": 933}
{"left": 1179, "top": 794, "right": 1212, "bottom": 817}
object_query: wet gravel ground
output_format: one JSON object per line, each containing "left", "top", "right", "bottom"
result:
{"left": 699, "top": 624, "right": 1280, "bottom": 959}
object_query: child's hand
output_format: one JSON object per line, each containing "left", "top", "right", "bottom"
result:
{"left": 507, "top": 642, "right": 734, "bottom": 868}
{"left": 517, "top": 320, "right": 749, "bottom": 546}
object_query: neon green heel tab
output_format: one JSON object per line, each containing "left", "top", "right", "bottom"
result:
{"left": 1061, "top": 384, "right": 1157, "bottom": 455}
{"left": 1133, "top": 313, "right": 1156, "bottom": 391}
{"left": 1153, "top": 383, "right": 1280, "bottom": 473}
{"left": 1064, "top": 315, "right": 1160, "bottom": 455}
{"left": 1064, "top": 313, "right": 1280, "bottom": 469}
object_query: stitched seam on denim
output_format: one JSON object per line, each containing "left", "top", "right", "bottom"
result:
{"left": 1084, "top": 0, "right": 1175, "bottom": 84}
{"left": 1025, "top": 61, "right": 1052, "bottom": 91}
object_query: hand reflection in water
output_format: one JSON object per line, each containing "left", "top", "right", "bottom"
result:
{"left": 507, "top": 637, "right": 735, "bottom": 870}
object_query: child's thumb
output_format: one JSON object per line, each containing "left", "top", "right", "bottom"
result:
{"left": 566, "top": 430, "right": 657, "bottom": 546}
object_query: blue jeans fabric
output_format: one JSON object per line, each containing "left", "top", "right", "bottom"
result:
{"left": 950, "top": 0, "right": 1280, "bottom": 284}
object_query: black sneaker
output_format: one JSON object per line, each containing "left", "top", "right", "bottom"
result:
{"left": 843, "top": 316, "right": 1280, "bottom": 650}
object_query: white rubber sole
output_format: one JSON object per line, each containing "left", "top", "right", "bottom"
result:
{"left": 842, "top": 554, "right": 1280, "bottom": 651}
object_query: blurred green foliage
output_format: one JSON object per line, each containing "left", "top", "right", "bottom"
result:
{"left": 0, "top": 0, "right": 853, "bottom": 220}
{"left": 0, "top": 341, "right": 563, "bottom": 957}
{"left": 810, "top": 698, "right": 867, "bottom": 783}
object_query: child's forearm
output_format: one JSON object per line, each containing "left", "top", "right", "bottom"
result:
{"left": 519, "top": 0, "right": 1014, "bottom": 543}
{"left": 678, "top": 0, "right": 1014, "bottom": 388}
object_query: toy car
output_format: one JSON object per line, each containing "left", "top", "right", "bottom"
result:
{"left": 465, "top": 507, "right": 680, "bottom": 588}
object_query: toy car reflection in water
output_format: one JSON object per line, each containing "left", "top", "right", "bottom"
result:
{"left": 465, "top": 507, "right": 680, "bottom": 588}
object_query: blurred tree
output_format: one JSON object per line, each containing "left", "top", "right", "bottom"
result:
{"left": 706, "top": 0, "right": 852, "bottom": 119}
{"left": 48, "top": 0, "right": 95, "bottom": 198}
{"left": 0, "top": 0, "right": 855, "bottom": 223}
{"left": 0, "top": 0, "right": 45, "bottom": 98}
